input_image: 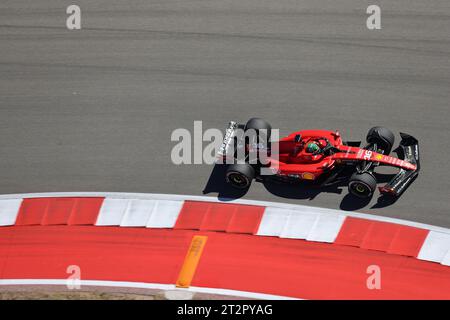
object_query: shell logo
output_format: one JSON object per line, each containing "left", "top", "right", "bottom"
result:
{"left": 302, "top": 172, "right": 315, "bottom": 180}
{"left": 375, "top": 154, "right": 383, "bottom": 161}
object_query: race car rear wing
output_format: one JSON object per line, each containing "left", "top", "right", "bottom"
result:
{"left": 217, "top": 120, "right": 272, "bottom": 165}
{"left": 379, "top": 133, "right": 420, "bottom": 196}
{"left": 217, "top": 121, "right": 238, "bottom": 160}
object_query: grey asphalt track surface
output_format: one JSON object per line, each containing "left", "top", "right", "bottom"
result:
{"left": 1, "top": 1, "right": 449, "bottom": 227}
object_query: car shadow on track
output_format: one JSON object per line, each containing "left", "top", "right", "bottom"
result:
{"left": 203, "top": 164, "right": 399, "bottom": 210}
{"left": 262, "top": 180, "right": 344, "bottom": 201}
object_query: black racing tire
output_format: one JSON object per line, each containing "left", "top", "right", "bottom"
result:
{"left": 225, "top": 164, "right": 255, "bottom": 189}
{"left": 348, "top": 172, "right": 377, "bottom": 199}
{"left": 366, "top": 126, "right": 395, "bottom": 155}
{"left": 245, "top": 118, "right": 272, "bottom": 140}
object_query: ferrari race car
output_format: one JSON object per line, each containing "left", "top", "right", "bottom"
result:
{"left": 217, "top": 118, "right": 420, "bottom": 199}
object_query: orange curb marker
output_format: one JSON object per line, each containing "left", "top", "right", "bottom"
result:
{"left": 176, "top": 235, "right": 208, "bottom": 288}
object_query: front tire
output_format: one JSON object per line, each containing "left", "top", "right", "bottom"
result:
{"left": 348, "top": 172, "right": 377, "bottom": 198}
{"left": 225, "top": 164, "right": 255, "bottom": 189}
{"left": 366, "top": 126, "right": 395, "bottom": 155}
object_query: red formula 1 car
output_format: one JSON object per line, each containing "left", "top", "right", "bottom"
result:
{"left": 218, "top": 118, "right": 420, "bottom": 199}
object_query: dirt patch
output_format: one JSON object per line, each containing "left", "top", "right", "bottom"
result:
{"left": 0, "top": 290, "right": 165, "bottom": 300}
{"left": 0, "top": 285, "right": 243, "bottom": 300}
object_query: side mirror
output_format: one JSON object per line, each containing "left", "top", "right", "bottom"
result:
{"left": 294, "top": 134, "right": 302, "bottom": 143}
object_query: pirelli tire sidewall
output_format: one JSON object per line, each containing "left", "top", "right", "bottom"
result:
{"left": 348, "top": 171, "right": 377, "bottom": 198}
{"left": 226, "top": 164, "right": 255, "bottom": 189}
{"left": 366, "top": 126, "right": 395, "bottom": 155}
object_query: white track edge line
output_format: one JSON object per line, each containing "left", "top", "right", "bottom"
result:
{"left": 0, "top": 192, "right": 448, "bottom": 233}
{"left": 0, "top": 279, "right": 299, "bottom": 300}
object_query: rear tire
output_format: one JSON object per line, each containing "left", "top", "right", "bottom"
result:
{"left": 366, "top": 126, "right": 395, "bottom": 155}
{"left": 245, "top": 118, "right": 272, "bottom": 140}
{"left": 348, "top": 172, "right": 377, "bottom": 198}
{"left": 226, "top": 164, "right": 255, "bottom": 189}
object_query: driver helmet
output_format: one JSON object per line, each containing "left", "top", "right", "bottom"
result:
{"left": 306, "top": 141, "right": 320, "bottom": 153}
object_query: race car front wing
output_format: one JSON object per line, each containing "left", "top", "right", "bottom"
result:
{"left": 379, "top": 133, "right": 420, "bottom": 196}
